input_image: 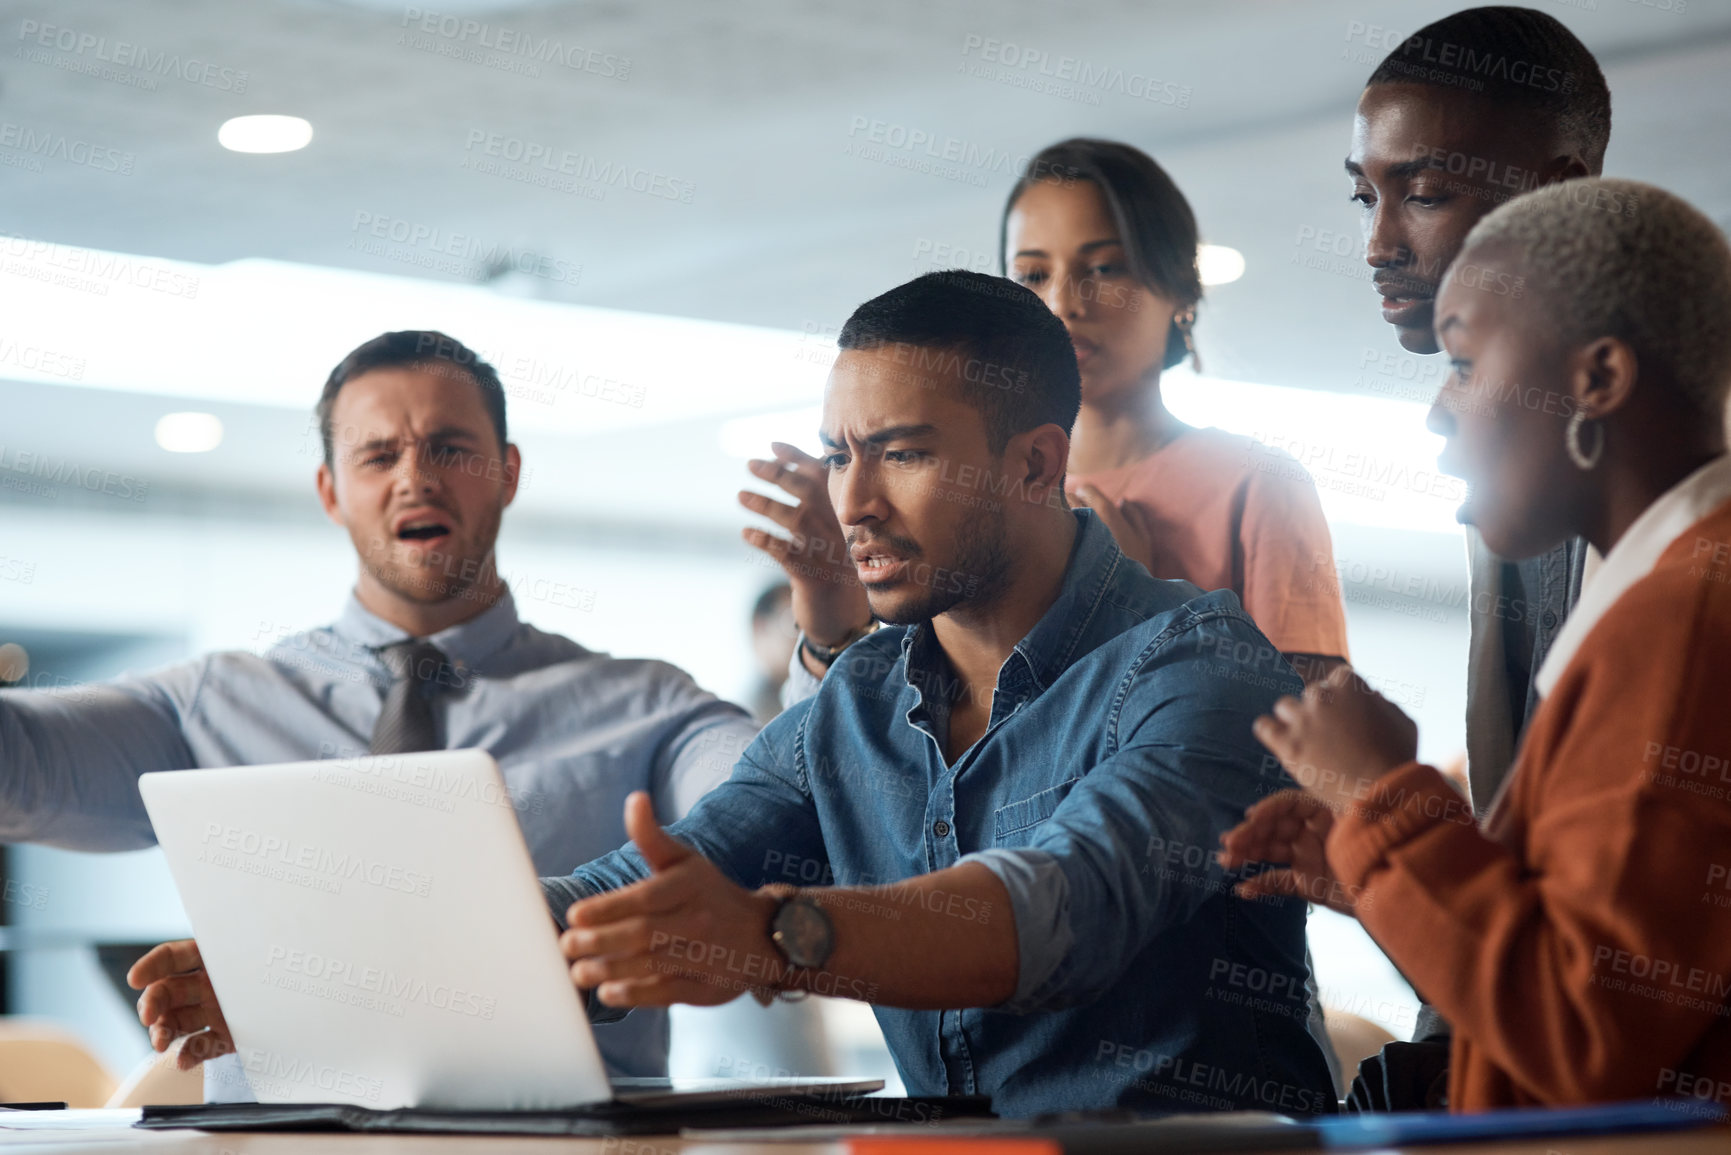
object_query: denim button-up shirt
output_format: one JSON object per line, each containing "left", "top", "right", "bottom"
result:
{"left": 549, "top": 511, "right": 1335, "bottom": 1117}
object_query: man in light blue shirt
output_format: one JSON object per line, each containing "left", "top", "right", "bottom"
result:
{"left": 0, "top": 330, "right": 755, "bottom": 1080}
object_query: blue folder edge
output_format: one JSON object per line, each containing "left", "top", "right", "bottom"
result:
{"left": 1315, "top": 1099, "right": 1726, "bottom": 1148}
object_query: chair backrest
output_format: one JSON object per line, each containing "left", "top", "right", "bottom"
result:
{"left": 104, "top": 1036, "right": 205, "bottom": 1109}
{"left": 1324, "top": 1008, "right": 1399, "bottom": 1086}
{"left": 0, "top": 1020, "right": 118, "bottom": 1108}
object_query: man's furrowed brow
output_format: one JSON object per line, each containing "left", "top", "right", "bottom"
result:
{"left": 424, "top": 425, "right": 481, "bottom": 443}
{"left": 820, "top": 424, "right": 938, "bottom": 449}
{"left": 862, "top": 424, "right": 938, "bottom": 446}
{"left": 349, "top": 426, "right": 481, "bottom": 453}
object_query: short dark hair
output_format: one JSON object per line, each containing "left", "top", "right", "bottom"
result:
{"left": 316, "top": 331, "right": 508, "bottom": 467}
{"left": 836, "top": 270, "right": 1081, "bottom": 453}
{"left": 1001, "top": 138, "right": 1203, "bottom": 372}
{"left": 1367, "top": 6, "right": 1611, "bottom": 171}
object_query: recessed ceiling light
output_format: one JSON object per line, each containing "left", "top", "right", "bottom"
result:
{"left": 155, "top": 411, "right": 225, "bottom": 453}
{"left": 1198, "top": 244, "right": 1246, "bottom": 287}
{"left": 218, "top": 115, "right": 313, "bottom": 154}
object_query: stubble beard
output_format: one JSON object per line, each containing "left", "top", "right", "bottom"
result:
{"left": 872, "top": 506, "right": 1013, "bottom": 627}
{"left": 360, "top": 500, "right": 505, "bottom": 607}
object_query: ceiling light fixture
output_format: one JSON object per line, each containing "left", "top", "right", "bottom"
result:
{"left": 155, "top": 412, "right": 225, "bottom": 453}
{"left": 218, "top": 115, "right": 314, "bottom": 154}
{"left": 1198, "top": 243, "right": 1246, "bottom": 287}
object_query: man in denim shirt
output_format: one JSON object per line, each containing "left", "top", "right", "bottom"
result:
{"left": 548, "top": 271, "right": 1336, "bottom": 1117}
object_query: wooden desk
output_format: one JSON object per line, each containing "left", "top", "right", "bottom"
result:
{"left": 3, "top": 1120, "right": 1727, "bottom": 1155}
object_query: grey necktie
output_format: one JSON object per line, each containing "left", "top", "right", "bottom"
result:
{"left": 370, "top": 640, "right": 448, "bottom": 755}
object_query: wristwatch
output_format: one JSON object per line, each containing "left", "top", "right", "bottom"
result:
{"left": 769, "top": 895, "right": 835, "bottom": 971}
{"left": 798, "top": 620, "right": 879, "bottom": 667}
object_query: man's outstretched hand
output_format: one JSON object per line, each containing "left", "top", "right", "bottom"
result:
{"left": 561, "top": 792, "right": 783, "bottom": 1009}
{"left": 128, "top": 939, "right": 234, "bottom": 1069}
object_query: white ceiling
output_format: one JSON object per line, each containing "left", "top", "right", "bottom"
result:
{"left": 4, "top": 0, "right": 1730, "bottom": 530}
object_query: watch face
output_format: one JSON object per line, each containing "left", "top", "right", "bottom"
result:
{"left": 772, "top": 899, "right": 834, "bottom": 969}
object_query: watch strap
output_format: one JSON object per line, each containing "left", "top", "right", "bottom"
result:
{"left": 798, "top": 620, "right": 878, "bottom": 666}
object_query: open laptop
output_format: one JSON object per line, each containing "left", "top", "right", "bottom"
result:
{"left": 139, "top": 750, "right": 881, "bottom": 1111}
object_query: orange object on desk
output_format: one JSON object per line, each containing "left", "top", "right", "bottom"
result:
{"left": 847, "top": 1141, "right": 1060, "bottom": 1155}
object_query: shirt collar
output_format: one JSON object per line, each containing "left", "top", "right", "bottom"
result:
{"left": 1536, "top": 454, "right": 1731, "bottom": 698}
{"left": 333, "top": 586, "right": 524, "bottom": 672}
{"left": 900, "top": 509, "right": 1120, "bottom": 696}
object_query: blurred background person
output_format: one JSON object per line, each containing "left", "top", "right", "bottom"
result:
{"left": 746, "top": 582, "right": 797, "bottom": 723}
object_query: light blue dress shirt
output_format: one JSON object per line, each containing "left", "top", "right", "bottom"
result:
{"left": 0, "top": 588, "right": 756, "bottom": 1079}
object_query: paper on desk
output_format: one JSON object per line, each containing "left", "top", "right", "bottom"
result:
{"left": 0, "top": 1108, "right": 144, "bottom": 1131}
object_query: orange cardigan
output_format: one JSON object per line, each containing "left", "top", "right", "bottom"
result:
{"left": 1328, "top": 500, "right": 1731, "bottom": 1111}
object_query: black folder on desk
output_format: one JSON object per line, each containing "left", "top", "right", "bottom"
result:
{"left": 136, "top": 1096, "right": 1726, "bottom": 1146}
{"left": 135, "top": 1094, "right": 996, "bottom": 1138}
